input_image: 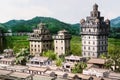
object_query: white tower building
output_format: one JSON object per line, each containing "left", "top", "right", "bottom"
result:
{"left": 80, "top": 4, "right": 110, "bottom": 58}
{"left": 53, "top": 30, "right": 71, "bottom": 56}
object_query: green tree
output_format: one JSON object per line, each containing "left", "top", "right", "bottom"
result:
{"left": 55, "top": 58, "right": 62, "bottom": 67}
{"left": 42, "top": 50, "right": 57, "bottom": 60}
{"left": 106, "top": 46, "right": 120, "bottom": 72}
{"left": 72, "top": 62, "right": 87, "bottom": 73}
{"left": 15, "top": 48, "right": 30, "bottom": 65}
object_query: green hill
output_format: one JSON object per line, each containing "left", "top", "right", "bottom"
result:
{"left": 3, "top": 16, "right": 80, "bottom": 35}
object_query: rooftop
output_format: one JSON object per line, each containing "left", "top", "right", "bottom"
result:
{"left": 0, "top": 69, "right": 11, "bottom": 75}
{"left": 58, "top": 29, "right": 68, "bottom": 33}
{"left": 9, "top": 72, "right": 32, "bottom": 79}
{"left": 65, "top": 55, "right": 82, "bottom": 60}
{"left": 89, "top": 67, "right": 109, "bottom": 73}
{"left": 30, "top": 56, "right": 49, "bottom": 62}
{"left": 28, "top": 66, "right": 47, "bottom": 72}
{"left": 87, "top": 58, "right": 106, "bottom": 64}
{"left": 0, "top": 57, "right": 15, "bottom": 62}
{"left": 7, "top": 65, "right": 28, "bottom": 70}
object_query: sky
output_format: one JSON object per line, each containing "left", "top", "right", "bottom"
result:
{"left": 0, "top": 0, "right": 119, "bottom": 23}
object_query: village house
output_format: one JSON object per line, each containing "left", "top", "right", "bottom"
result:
{"left": 26, "top": 56, "right": 52, "bottom": 67}
{"left": 63, "top": 55, "right": 86, "bottom": 72}
{"left": 6, "top": 65, "right": 28, "bottom": 73}
{"left": 87, "top": 58, "right": 106, "bottom": 68}
{"left": 0, "top": 57, "right": 15, "bottom": 65}
{"left": 26, "top": 67, "right": 48, "bottom": 75}
{"left": 0, "top": 69, "right": 33, "bottom": 80}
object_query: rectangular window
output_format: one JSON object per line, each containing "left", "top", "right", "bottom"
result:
{"left": 88, "top": 47, "right": 90, "bottom": 50}
{"left": 61, "top": 47, "right": 63, "bottom": 50}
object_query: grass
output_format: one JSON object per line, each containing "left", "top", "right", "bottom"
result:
{"left": 5, "top": 36, "right": 120, "bottom": 54}
{"left": 5, "top": 36, "right": 29, "bottom": 53}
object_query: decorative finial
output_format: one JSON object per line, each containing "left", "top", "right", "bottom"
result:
{"left": 105, "top": 19, "right": 110, "bottom": 25}
{"left": 93, "top": 3, "right": 98, "bottom": 11}
{"left": 80, "top": 19, "right": 85, "bottom": 24}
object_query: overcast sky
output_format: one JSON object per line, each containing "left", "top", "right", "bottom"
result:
{"left": 0, "top": 0, "right": 119, "bottom": 23}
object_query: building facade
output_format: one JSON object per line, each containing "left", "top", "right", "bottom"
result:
{"left": 53, "top": 30, "right": 71, "bottom": 56}
{"left": 29, "top": 23, "right": 52, "bottom": 55}
{"left": 80, "top": 4, "right": 110, "bottom": 58}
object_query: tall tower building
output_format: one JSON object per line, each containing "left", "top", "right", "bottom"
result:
{"left": 29, "top": 23, "right": 52, "bottom": 55}
{"left": 53, "top": 30, "right": 71, "bottom": 56}
{"left": 80, "top": 4, "right": 110, "bottom": 58}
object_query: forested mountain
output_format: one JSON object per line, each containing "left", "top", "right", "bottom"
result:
{"left": 2, "top": 16, "right": 79, "bottom": 35}
{"left": 111, "top": 17, "right": 120, "bottom": 27}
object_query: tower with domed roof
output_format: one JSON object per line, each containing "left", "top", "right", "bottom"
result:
{"left": 80, "top": 4, "right": 110, "bottom": 58}
{"left": 29, "top": 23, "right": 52, "bottom": 55}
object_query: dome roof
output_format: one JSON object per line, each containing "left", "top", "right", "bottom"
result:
{"left": 58, "top": 29, "right": 68, "bottom": 34}
{"left": 93, "top": 3, "right": 98, "bottom": 8}
{"left": 37, "top": 23, "right": 46, "bottom": 29}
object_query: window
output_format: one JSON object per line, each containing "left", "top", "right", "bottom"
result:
{"left": 102, "top": 41, "right": 103, "bottom": 44}
{"left": 61, "top": 47, "right": 63, "bottom": 50}
{"left": 102, "top": 47, "right": 103, "bottom": 50}
{"left": 88, "top": 53, "right": 90, "bottom": 56}
{"left": 35, "top": 45, "right": 36, "bottom": 47}
{"left": 88, "top": 47, "right": 90, "bottom": 50}
{"left": 38, "top": 45, "right": 40, "bottom": 47}
{"left": 84, "top": 52, "right": 86, "bottom": 55}
{"left": 84, "top": 41, "right": 86, "bottom": 44}
{"left": 61, "top": 41, "right": 63, "bottom": 43}
{"left": 84, "top": 47, "right": 86, "bottom": 50}
{"left": 89, "top": 29, "right": 91, "bottom": 32}
{"left": 99, "top": 41, "right": 100, "bottom": 44}
{"left": 56, "top": 47, "right": 58, "bottom": 49}
{"left": 105, "top": 41, "right": 106, "bottom": 44}
{"left": 46, "top": 44, "right": 48, "bottom": 47}
{"left": 93, "top": 53, "right": 94, "bottom": 56}
{"left": 93, "top": 41, "right": 95, "bottom": 44}
{"left": 88, "top": 41, "right": 90, "bottom": 44}
{"left": 56, "top": 41, "right": 57, "bottom": 43}
{"left": 93, "top": 47, "right": 94, "bottom": 50}
{"left": 89, "top": 36, "right": 90, "bottom": 39}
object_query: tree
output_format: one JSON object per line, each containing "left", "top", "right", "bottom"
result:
{"left": 72, "top": 62, "right": 87, "bottom": 73}
{"left": 55, "top": 58, "right": 62, "bottom": 67}
{"left": 106, "top": 46, "right": 120, "bottom": 72}
{"left": 42, "top": 50, "right": 57, "bottom": 60}
{"left": 15, "top": 48, "right": 30, "bottom": 65}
